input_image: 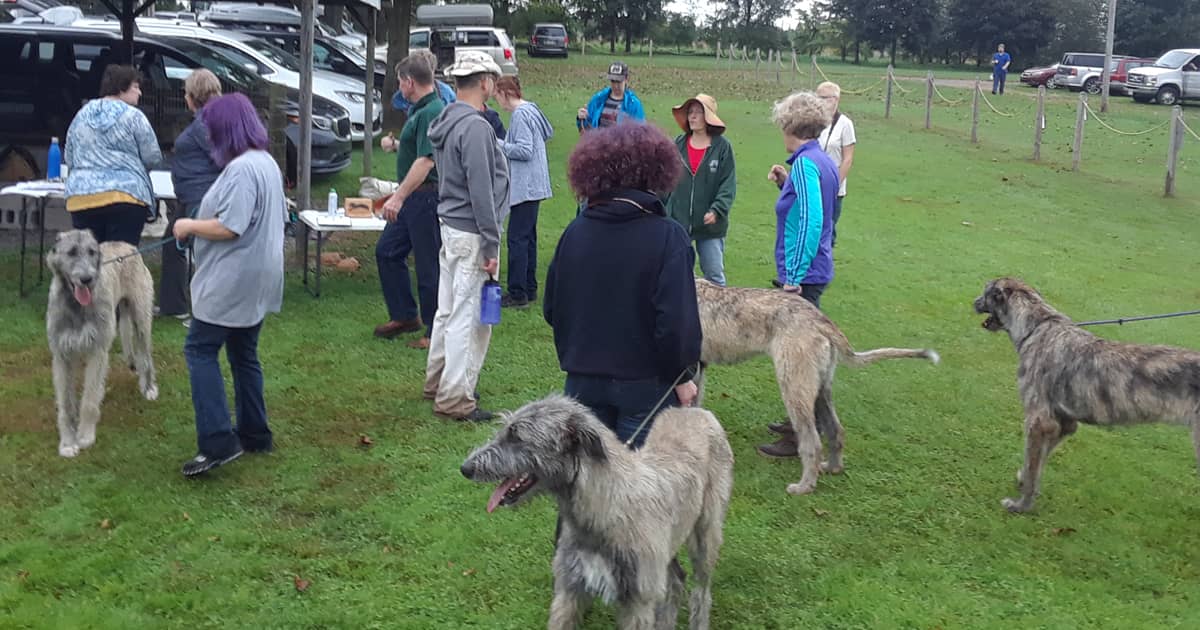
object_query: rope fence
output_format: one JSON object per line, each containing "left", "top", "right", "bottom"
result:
{"left": 1082, "top": 101, "right": 1170, "bottom": 136}
{"left": 976, "top": 87, "right": 1014, "bottom": 117}
{"left": 1178, "top": 115, "right": 1200, "bottom": 142}
{"left": 931, "top": 81, "right": 964, "bottom": 105}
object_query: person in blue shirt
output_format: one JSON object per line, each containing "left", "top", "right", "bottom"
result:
{"left": 991, "top": 43, "right": 1012, "bottom": 95}
{"left": 575, "top": 60, "right": 645, "bottom": 132}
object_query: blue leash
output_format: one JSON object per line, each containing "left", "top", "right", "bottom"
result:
{"left": 101, "top": 206, "right": 197, "bottom": 265}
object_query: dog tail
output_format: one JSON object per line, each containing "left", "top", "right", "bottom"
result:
{"left": 841, "top": 347, "right": 940, "bottom": 367}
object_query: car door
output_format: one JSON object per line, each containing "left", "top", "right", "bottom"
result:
{"left": 1184, "top": 55, "right": 1200, "bottom": 98}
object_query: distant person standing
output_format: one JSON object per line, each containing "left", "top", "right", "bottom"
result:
{"left": 576, "top": 61, "right": 645, "bottom": 131}
{"left": 991, "top": 44, "right": 1011, "bottom": 95}
{"left": 815, "top": 81, "right": 856, "bottom": 247}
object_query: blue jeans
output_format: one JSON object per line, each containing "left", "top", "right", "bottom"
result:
{"left": 694, "top": 237, "right": 726, "bottom": 286}
{"left": 375, "top": 189, "right": 440, "bottom": 338}
{"left": 184, "top": 318, "right": 270, "bottom": 458}
{"left": 564, "top": 373, "right": 680, "bottom": 449}
{"left": 506, "top": 199, "right": 540, "bottom": 300}
{"left": 832, "top": 196, "right": 844, "bottom": 248}
{"left": 992, "top": 70, "right": 1007, "bottom": 94}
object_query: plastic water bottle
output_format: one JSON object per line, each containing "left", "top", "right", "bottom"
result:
{"left": 47, "top": 137, "right": 62, "bottom": 181}
{"left": 327, "top": 188, "right": 338, "bottom": 217}
{"left": 480, "top": 278, "right": 502, "bottom": 325}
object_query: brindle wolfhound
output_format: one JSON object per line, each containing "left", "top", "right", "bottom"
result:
{"left": 695, "top": 280, "right": 939, "bottom": 496}
{"left": 461, "top": 395, "right": 733, "bottom": 630}
{"left": 46, "top": 229, "right": 157, "bottom": 458}
{"left": 976, "top": 277, "right": 1200, "bottom": 513}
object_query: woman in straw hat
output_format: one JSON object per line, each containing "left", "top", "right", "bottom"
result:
{"left": 665, "top": 94, "right": 736, "bottom": 286}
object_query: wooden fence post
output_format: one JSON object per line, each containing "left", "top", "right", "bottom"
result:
{"left": 924, "top": 71, "right": 933, "bottom": 130}
{"left": 971, "top": 79, "right": 981, "bottom": 143}
{"left": 775, "top": 50, "right": 781, "bottom": 82}
{"left": 1072, "top": 92, "right": 1087, "bottom": 172}
{"left": 755, "top": 48, "right": 761, "bottom": 79}
{"left": 1165, "top": 105, "right": 1184, "bottom": 197}
{"left": 581, "top": 34, "right": 585, "bottom": 57}
{"left": 885, "top": 64, "right": 894, "bottom": 119}
{"left": 810, "top": 55, "right": 817, "bottom": 89}
{"left": 1033, "top": 85, "right": 1046, "bottom": 161}
{"left": 791, "top": 49, "right": 797, "bottom": 83}
{"left": 715, "top": 41, "right": 720, "bottom": 68}
{"left": 648, "top": 39, "right": 653, "bottom": 60}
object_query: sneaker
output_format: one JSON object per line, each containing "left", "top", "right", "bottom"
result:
{"left": 770, "top": 278, "right": 783, "bottom": 288}
{"left": 436, "top": 408, "right": 495, "bottom": 423}
{"left": 500, "top": 294, "right": 529, "bottom": 309}
{"left": 181, "top": 317, "right": 191, "bottom": 329}
{"left": 181, "top": 450, "right": 243, "bottom": 477}
{"left": 374, "top": 318, "right": 421, "bottom": 339}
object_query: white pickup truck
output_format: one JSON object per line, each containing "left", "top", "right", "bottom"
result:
{"left": 1125, "top": 48, "right": 1200, "bottom": 106}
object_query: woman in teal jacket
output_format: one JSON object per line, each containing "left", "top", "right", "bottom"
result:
{"left": 665, "top": 94, "right": 736, "bottom": 285}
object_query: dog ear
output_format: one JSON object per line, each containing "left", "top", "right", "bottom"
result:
{"left": 567, "top": 421, "right": 608, "bottom": 462}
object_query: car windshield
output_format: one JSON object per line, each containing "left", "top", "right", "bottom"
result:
{"left": 242, "top": 37, "right": 301, "bottom": 72}
{"left": 164, "top": 38, "right": 261, "bottom": 90}
{"left": 326, "top": 36, "right": 366, "bottom": 65}
{"left": 1154, "top": 50, "right": 1193, "bottom": 69}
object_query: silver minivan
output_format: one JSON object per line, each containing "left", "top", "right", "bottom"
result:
{"left": 1126, "top": 48, "right": 1200, "bottom": 106}
{"left": 1055, "top": 52, "right": 1129, "bottom": 93}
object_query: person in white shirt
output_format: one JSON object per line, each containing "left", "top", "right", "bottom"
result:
{"left": 816, "top": 82, "right": 856, "bottom": 247}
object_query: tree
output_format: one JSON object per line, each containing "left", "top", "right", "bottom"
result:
{"left": 948, "top": 0, "right": 1056, "bottom": 67}
{"left": 655, "top": 12, "right": 698, "bottom": 52}
{"left": 860, "top": 0, "right": 939, "bottom": 65}
{"left": 509, "top": 0, "right": 573, "bottom": 40}
{"left": 382, "top": 0, "right": 414, "bottom": 131}
{"left": 714, "top": 0, "right": 794, "bottom": 50}
{"left": 1115, "top": 0, "right": 1200, "bottom": 58}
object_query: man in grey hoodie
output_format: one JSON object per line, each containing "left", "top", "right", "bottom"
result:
{"left": 423, "top": 52, "right": 511, "bottom": 422}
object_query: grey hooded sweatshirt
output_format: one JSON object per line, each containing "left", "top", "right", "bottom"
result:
{"left": 500, "top": 101, "right": 553, "bottom": 206}
{"left": 428, "top": 100, "right": 511, "bottom": 260}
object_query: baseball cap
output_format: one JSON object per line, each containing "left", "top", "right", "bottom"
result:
{"left": 607, "top": 61, "right": 630, "bottom": 81}
{"left": 446, "top": 50, "right": 503, "bottom": 78}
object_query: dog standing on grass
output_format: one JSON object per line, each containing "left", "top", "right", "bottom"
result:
{"left": 461, "top": 395, "right": 733, "bottom": 630}
{"left": 976, "top": 277, "right": 1200, "bottom": 513}
{"left": 45, "top": 229, "right": 157, "bottom": 457}
{"left": 694, "top": 280, "right": 939, "bottom": 496}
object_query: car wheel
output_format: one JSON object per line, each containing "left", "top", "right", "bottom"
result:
{"left": 1083, "top": 77, "right": 1101, "bottom": 95}
{"left": 1156, "top": 85, "right": 1180, "bottom": 106}
{"left": 1046, "top": 77, "right": 1056, "bottom": 89}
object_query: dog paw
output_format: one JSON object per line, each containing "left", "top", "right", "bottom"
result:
{"left": 787, "top": 482, "right": 816, "bottom": 496}
{"left": 143, "top": 385, "right": 159, "bottom": 401}
{"left": 1015, "top": 469, "right": 1024, "bottom": 489}
{"left": 76, "top": 428, "right": 96, "bottom": 450}
{"left": 820, "top": 460, "right": 844, "bottom": 474}
{"left": 1001, "top": 497, "right": 1031, "bottom": 513}
{"left": 58, "top": 444, "right": 80, "bottom": 458}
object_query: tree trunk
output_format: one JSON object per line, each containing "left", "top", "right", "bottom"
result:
{"left": 890, "top": 35, "right": 897, "bottom": 66}
{"left": 840, "top": 43, "right": 847, "bottom": 62}
{"left": 609, "top": 23, "right": 617, "bottom": 52}
{"left": 624, "top": 26, "right": 632, "bottom": 53}
{"left": 382, "top": 0, "right": 413, "bottom": 132}
{"left": 853, "top": 39, "right": 860, "bottom": 64}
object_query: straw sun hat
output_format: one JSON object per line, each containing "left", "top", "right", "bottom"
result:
{"left": 672, "top": 94, "right": 726, "bottom": 133}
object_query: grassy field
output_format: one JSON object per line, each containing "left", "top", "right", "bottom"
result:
{"left": 3, "top": 54, "right": 1200, "bottom": 629}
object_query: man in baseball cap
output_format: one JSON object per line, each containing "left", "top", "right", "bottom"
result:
{"left": 576, "top": 60, "right": 645, "bottom": 132}
{"left": 423, "top": 50, "right": 511, "bottom": 422}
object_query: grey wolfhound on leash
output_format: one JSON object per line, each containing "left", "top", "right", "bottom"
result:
{"left": 694, "top": 280, "right": 939, "bottom": 496}
{"left": 976, "top": 277, "right": 1200, "bottom": 513}
{"left": 45, "top": 229, "right": 157, "bottom": 458}
{"left": 461, "top": 395, "right": 734, "bottom": 630}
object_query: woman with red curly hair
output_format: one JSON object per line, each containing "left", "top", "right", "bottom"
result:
{"left": 543, "top": 123, "right": 703, "bottom": 449}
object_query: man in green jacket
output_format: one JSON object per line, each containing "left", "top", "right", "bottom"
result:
{"left": 666, "top": 94, "right": 736, "bottom": 285}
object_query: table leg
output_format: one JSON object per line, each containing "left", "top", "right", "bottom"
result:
{"left": 300, "top": 221, "right": 310, "bottom": 291}
{"left": 37, "top": 197, "right": 46, "bottom": 286}
{"left": 314, "top": 231, "right": 323, "bottom": 298}
{"left": 18, "top": 197, "right": 28, "bottom": 298}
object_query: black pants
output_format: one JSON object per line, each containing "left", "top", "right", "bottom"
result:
{"left": 70, "top": 202, "right": 146, "bottom": 246}
{"left": 158, "top": 202, "right": 191, "bottom": 316}
{"left": 505, "top": 199, "right": 540, "bottom": 301}
{"left": 564, "top": 373, "right": 680, "bottom": 450}
{"left": 800, "top": 283, "right": 827, "bottom": 310}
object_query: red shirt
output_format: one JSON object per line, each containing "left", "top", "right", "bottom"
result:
{"left": 687, "top": 138, "right": 708, "bottom": 175}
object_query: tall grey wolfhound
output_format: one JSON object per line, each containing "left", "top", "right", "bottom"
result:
{"left": 46, "top": 229, "right": 157, "bottom": 458}
{"left": 694, "top": 280, "right": 939, "bottom": 495}
{"left": 976, "top": 277, "right": 1200, "bottom": 513}
{"left": 461, "top": 395, "right": 733, "bottom": 630}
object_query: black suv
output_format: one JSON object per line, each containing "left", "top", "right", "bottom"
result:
{"left": 527, "top": 23, "right": 568, "bottom": 58}
{"left": 0, "top": 24, "right": 351, "bottom": 180}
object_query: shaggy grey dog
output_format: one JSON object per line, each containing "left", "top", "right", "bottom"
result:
{"left": 461, "top": 395, "right": 734, "bottom": 630}
{"left": 45, "top": 229, "right": 157, "bottom": 458}
{"left": 976, "top": 277, "right": 1200, "bottom": 513}
{"left": 695, "top": 279, "right": 939, "bottom": 495}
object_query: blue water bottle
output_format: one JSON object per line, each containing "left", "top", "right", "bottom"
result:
{"left": 480, "top": 277, "right": 501, "bottom": 325}
{"left": 47, "top": 137, "right": 62, "bottom": 181}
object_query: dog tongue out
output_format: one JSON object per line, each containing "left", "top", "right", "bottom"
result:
{"left": 73, "top": 285, "right": 93, "bottom": 306}
{"left": 486, "top": 477, "right": 522, "bottom": 513}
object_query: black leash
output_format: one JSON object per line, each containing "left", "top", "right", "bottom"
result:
{"left": 1076, "top": 309, "right": 1200, "bottom": 327}
{"left": 101, "top": 234, "right": 182, "bottom": 266}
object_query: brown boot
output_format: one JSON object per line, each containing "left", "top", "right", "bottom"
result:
{"left": 374, "top": 318, "right": 421, "bottom": 339}
{"left": 757, "top": 434, "right": 799, "bottom": 458}
{"left": 767, "top": 420, "right": 794, "bottom": 435}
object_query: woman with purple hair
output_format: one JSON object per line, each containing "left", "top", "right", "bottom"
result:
{"left": 172, "top": 93, "right": 286, "bottom": 477}
{"left": 543, "top": 122, "right": 702, "bottom": 449}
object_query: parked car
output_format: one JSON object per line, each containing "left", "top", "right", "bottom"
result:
{"left": 201, "top": 2, "right": 365, "bottom": 52}
{"left": 407, "top": 4, "right": 517, "bottom": 76}
{"left": 73, "top": 17, "right": 382, "bottom": 141}
{"left": 527, "top": 22, "right": 568, "bottom": 58}
{"left": 1126, "top": 49, "right": 1200, "bottom": 106}
{"left": 1108, "top": 57, "right": 1156, "bottom": 95}
{"left": 1055, "top": 52, "right": 1130, "bottom": 93}
{"left": 1019, "top": 64, "right": 1058, "bottom": 88}
{"left": 238, "top": 28, "right": 387, "bottom": 90}
{"left": 0, "top": 23, "right": 350, "bottom": 180}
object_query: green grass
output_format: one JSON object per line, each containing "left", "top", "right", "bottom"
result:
{"left": 3, "top": 56, "right": 1200, "bottom": 629}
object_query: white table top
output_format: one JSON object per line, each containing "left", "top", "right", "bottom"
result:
{"left": 1, "top": 170, "right": 176, "bottom": 200}
{"left": 299, "top": 209, "right": 387, "bottom": 232}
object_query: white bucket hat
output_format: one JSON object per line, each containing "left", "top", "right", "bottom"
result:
{"left": 446, "top": 50, "right": 503, "bottom": 78}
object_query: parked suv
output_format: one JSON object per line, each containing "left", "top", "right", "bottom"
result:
{"left": 1055, "top": 52, "right": 1129, "bottom": 93}
{"left": 238, "top": 28, "right": 387, "bottom": 90}
{"left": 1109, "top": 57, "right": 1155, "bottom": 95}
{"left": 1126, "top": 49, "right": 1200, "bottom": 106}
{"left": 407, "top": 4, "right": 517, "bottom": 76}
{"left": 527, "top": 23, "right": 567, "bottom": 58}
